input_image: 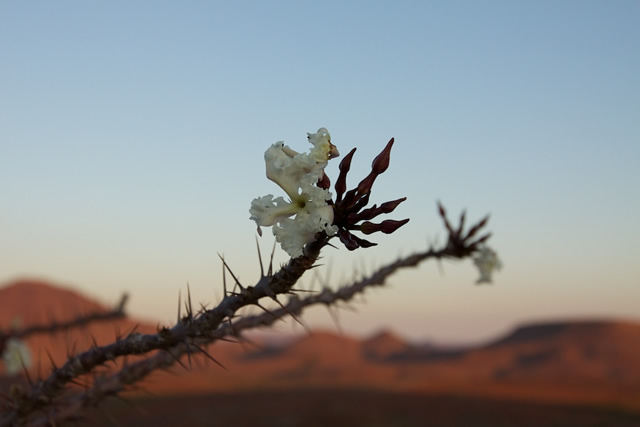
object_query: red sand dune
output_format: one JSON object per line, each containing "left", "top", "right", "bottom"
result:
{"left": 1, "top": 279, "right": 640, "bottom": 412}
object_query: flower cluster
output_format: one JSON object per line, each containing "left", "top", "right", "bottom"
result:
{"left": 250, "top": 128, "right": 340, "bottom": 258}
{"left": 473, "top": 246, "right": 502, "bottom": 284}
{"left": 250, "top": 129, "right": 410, "bottom": 257}
{"left": 331, "top": 139, "right": 409, "bottom": 250}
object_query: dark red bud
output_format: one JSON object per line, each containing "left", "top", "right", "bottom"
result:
{"left": 473, "top": 233, "right": 492, "bottom": 246}
{"left": 340, "top": 188, "right": 358, "bottom": 210}
{"left": 351, "top": 192, "right": 371, "bottom": 214}
{"left": 351, "top": 234, "right": 377, "bottom": 248}
{"left": 456, "top": 210, "right": 466, "bottom": 238}
{"left": 335, "top": 147, "right": 357, "bottom": 203}
{"left": 352, "top": 197, "right": 407, "bottom": 222}
{"left": 338, "top": 229, "right": 359, "bottom": 250}
{"left": 438, "top": 202, "right": 454, "bottom": 234}
{"left": 356, "top": 172, "right": 376, "bottom": 195}
{"left": 350, "top": 204, "right": 377, "bottom": 222}
{"left": 371, "top": 138, "right": 394, "bottom": 174}
{"left": 360, "top": 218, "right": 410, "bottom": 235}
{"left": 466, "top": 215, "right": 490, "bottom": 239}
{"left": 438, "top": 201, "right": 446, "bottom": 218}
{"left": 339, "top": 147, "right": 357, "bottom": 172}
{"left": 378, "top": 197, "right": 406, "bottom": 214}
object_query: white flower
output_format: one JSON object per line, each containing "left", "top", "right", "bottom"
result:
{"left": 2, "top": 338, "right": 31, "bottom": 376}
{"left": 473, "top": 246, "right": 502, "bottom": 284}
{"left": 273, "top": 203, "right": 337, "bottom": 258}
{"left": 250, "top": 128, "right": 339, "bottom": 257}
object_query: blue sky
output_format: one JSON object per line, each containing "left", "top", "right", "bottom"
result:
{"left": 1, "top": 1, "right": 639, "bottom": 344}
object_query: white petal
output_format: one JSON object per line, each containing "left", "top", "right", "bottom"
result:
{"left": 249, "top": 195, "right": 298, "bottom": 227}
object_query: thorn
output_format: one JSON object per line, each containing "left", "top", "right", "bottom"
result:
{"left": 199, "top": 303, "right": 209, "bottom": 314}
{"left": 221, "top": 255, "right": 228, "bottom": 296}
{"left": 125, "top": 323, "right": 140, "bottom": 339}
{"left": 218, "top": 253, "right": 245, "bottom": 291}
{"left": 271, "top": 297, "right": 308, "bottom": 331}
{"left": 326, "top": 305, "right": 343, "bottom": 335}
{"left": 186, "top": 283, "right": 194, "bottom": 322}
{"left": 268, "top": 241, "right": 276, "bottom": 276}
{"left": 254, "top": 302, "right": 285, "bottom": 323}
{"left": 45, "top": 348, "right": 58, "bottom": 371}
{"left": 177, "top": 289, "right": 182, "bottom": 323}
{"left": 256, "top": 236, "right": 265, "bottom": 277}
{"left": 116, "top": 292, "right": 129, "bottom": 314}
{"left": 164, "top": 349, "right": 188, "bottom": 371}
{"left": 191, "top": 343, "right": 228, "bottom": 371}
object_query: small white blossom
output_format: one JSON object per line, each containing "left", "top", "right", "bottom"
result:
{"left": 2, "top": 338, "right": 31, "bottom": 376}
{"left": 473, "top": 246, "right": 502, "bottom": 284}
{"left": 250, "top": 128, "right": 339, "bottom": 257}
{"left": 273, "top": 203, "right": 337, "bottom": 258}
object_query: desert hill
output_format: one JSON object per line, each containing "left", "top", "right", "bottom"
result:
{"left": 1, "top": 279, "right": 640, "bottom": 411}
{"left": 0, "top": 279, "right": 158, "bottom": 376}
{"left": 362, "top": 329, "right": 411, "bottom": 361}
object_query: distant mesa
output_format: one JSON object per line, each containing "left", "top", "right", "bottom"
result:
{"left": 361, "top": 329, "right": 412, "bottom": 361}
{"left": 488, "top": 320, "right": 640, "bottom": 347}
{"left": 0, "top": 278, "right": 109, "bottom": 326}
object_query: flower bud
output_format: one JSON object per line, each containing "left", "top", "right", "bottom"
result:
{"left": 371, "top": 138, "right": 394, "bottom": 174}
{"left": 335, "top": 148, "right": 357, "bottom": 202}
{"left": 360, "top": 218, "right": 410, "bottom": 235}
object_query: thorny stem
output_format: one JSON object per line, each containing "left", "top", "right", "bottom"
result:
{"left": 1, "top": 237, "right": 329, "bottom": 426}
{"left": 22, "top": 241, "right": 470, "bottom": 427}
{"left": 2, "top": 207, "right": 491, "bottom": 426}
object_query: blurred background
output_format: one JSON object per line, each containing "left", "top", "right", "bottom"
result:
{"left": 1, "top": 1, "right": 638, "bottom": 344}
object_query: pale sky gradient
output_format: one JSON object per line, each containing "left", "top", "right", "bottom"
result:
{"left": 2, "top": 1, "right": 639, "bottom": 344}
